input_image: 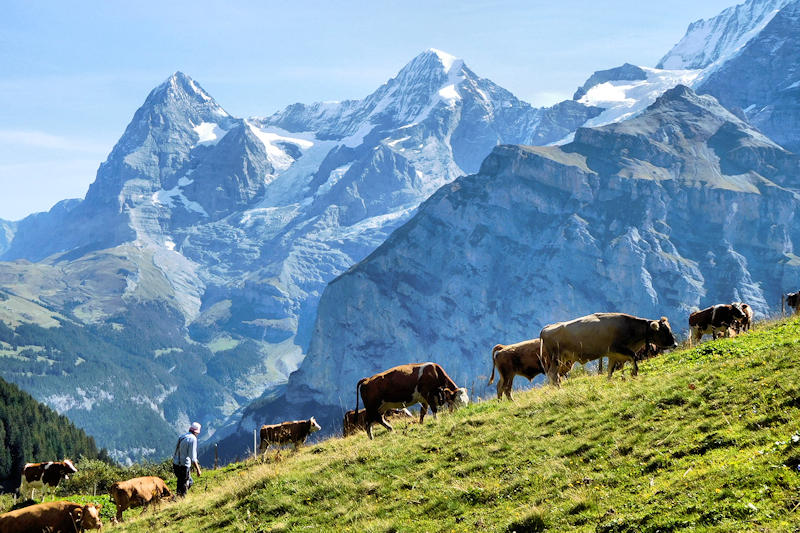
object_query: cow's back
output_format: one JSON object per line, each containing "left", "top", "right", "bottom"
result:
{"left": 543, "top": 313, "right": 636, "bottom": 353}
{"left": 360, "top": 364, "right": 421, "bottom": 404}
{"left": 0, "top": 501, "right": 80, "bottom": 533}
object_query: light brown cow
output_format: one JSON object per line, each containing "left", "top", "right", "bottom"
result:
{"left": 356, "top": 362, "right": 469, "bottom": 439}
{"left": 19, "top": 460, "right": 77, "bottom": 501}
{"left": 540, "top": 313, "right": 677, "bottom": 386}
{"left": 259, "top": 418, "right": 322, "bottom": 452}
{"left": 342, "top": 408, "right": 413, "bottom": 437}
{"left": 488, "top": 339, "right": 573, "bottom": 400}
{"left": 109, "top": 476, "right": 171, "bottom": 522}
{"left": 0, "top": 501, "right": 102, "bottom": 533}
{"left": 689, "top": 303, "right": 746, "bottom": 343}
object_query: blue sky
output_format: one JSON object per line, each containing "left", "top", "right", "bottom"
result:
{"left": 1, "top": 0, "right": 737, "bottom": 221}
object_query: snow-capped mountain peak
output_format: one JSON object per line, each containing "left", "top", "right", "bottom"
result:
{"left": 658, "top": 0, "right": 793, "bottom": 70}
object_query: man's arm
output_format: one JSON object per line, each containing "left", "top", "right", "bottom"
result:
{"left": 191, "top": 437, "right": 202, "bottom": 476}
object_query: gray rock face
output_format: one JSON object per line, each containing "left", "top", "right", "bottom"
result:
{"left": 290, "top": 86, "right": 800, "bottom": 412}
{"left": 657, "top": 0, "right": 793, "bottom": 69}
{"left": 0, "top": 219, "right": 18, "bottom": 256}
{"left": 697, "top": 0, "right": 800, "bottom": 153}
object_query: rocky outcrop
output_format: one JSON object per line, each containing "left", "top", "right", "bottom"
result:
{"left": 288, "top": 86, "right": 800, "bottom": 412}
{"left": 573, "top": 63, "right": 648, "bottom": 100}
{"left": 697, "top": 0, "right": 800, "bottom": 153}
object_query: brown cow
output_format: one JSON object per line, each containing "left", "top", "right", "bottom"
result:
{"left": 787, "top": 291, "right": 800, "bottom": 314}
{"left": 689, "top": 303, "right": 746, "bottom": 343}
{"left": 19, "top": 459, "right": 77, "bottom": 501}
{"left": 356, "top": 362, "right": 469, "bottom": 439}
{"left": 488, "top": 338, "right": 574, "bottom": 400}
{"left": 731, "top": 302, "right": 753, "bottom": 334}
{"left": 109, "top": 476, "right": 171, "bottom": 522}
{"left": 0, "top": 501, "right": 102, "bottom": 533}
{"left": 608, "top": 343, "right": 662, "bottom": 375}
{"left": 258, "top": 418, "right": 321, "bottom": 452}
{"left": 342, "top": 408, "right": 412, "bottom": 437}
{"left": 540, "top": 313, "right": 677, "bottom": 386}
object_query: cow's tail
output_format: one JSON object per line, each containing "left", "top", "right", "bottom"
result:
{"left": 488, "top": 344, "right": 503, "bottom": 385}
{"left": 355, "top": 378, "right": 364, "bottom": 417}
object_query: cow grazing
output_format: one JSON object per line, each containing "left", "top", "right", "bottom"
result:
{"left": 732, "top": 302, "right": 753, "bottom": 334}
{"left": 356, "top": 362, "right": 469, "bottom": 439}
{"left": 0, "top": 501, "right": 102, "bottom": 533}
{"left": 259, "top": 418, "right": 321, "bottom": 452}
{"left": 608, "top": 342, "right": 662, "bottom": 375}
{"left": 787, "top": 292, "right": 800, "bottom": 314}
{"left": 19, "top": 459, "right": 77, "bottom": 501}
{"left": 689, "top": 303, "right": 746, "bottom": 344}
{"left": 540, "top": 313, "right": 677, "bottom": 386}
{"left": 109, "top": 476, "right": 171, "bottom": 522}
{"left": 488, "top": 338, "right": 574, "bottom": 400}
{"left": 343, "top": 408, "right": 413, "bottom": 437}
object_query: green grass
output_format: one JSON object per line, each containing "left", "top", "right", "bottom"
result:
{"left": 35, "top": 318, "right": 800, "bottom": 530}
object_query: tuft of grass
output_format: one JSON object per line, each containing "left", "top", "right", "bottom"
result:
{"left": 40, "top": 317, "right": 800, "bottom": 531}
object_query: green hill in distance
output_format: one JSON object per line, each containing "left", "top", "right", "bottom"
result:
{"left": 106, "top": 318, "right": 800, "bottom": 531}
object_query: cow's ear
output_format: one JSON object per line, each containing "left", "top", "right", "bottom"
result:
{"left": 650, "top": 321, "right": 659, "bottom": 331}
{"left": 660, "top": 316, "right": 668, "bottom": 323}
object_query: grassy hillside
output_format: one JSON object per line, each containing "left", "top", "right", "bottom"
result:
{"left": 82, "top": 318, "right": 800, "bottom": 530}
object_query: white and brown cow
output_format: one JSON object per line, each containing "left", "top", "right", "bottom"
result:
{"left": 259, "top": 418, "right": 322, "bottom": 453}
{"left": 0, "top": 501, "right": 102, "bottom": 533}
{"left": 540, "top": 313, "right": 677, "bottom": 386}
{"left": 18, "top": 459, "right": 77, "bottom": 501}
{"left": 688, "top": 303, "right": 746, "bottom": 344}
{"left": 342, "top": 408, "right": 412, "bottom": 437}
{"left": 356, "top": 362, "right": 469, "bottom": 439}
{"left": 109, "top": 476, "right": 172, "bottom": 522}
{"left": 731, "top": 302, "right": 753, "bottom": 334}
{"left": 488, "top": 338, "right": 573, "bottom": 400}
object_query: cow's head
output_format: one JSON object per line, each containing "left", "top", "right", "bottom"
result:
{"left": 650, "top": 317, "right": 677, "bottom": 348}
{"left": 788, "top": 292, "right": 800, "bottom": 308}
{"left": 730, "top": 303, "right": 746, "bottom": 320}
{"left": 309, "top": 417, "right": 322, "bottom": 433}
{"left": 438, "top": 387, "right": 469, "bottom": 411}
{"left": 63, "top": 459, "right": 77, "bottom": 475}
{"left": 75, "top": 503, "right": 103, "bottom": 530}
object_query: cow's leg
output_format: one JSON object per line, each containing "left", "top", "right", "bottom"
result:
{"left": 496, "top": 376, "right": 505, "bottom": 400}
{"left": 116, "top": 505, "right": 124, "bottom": 522}
{"left": 419, "top": 404, "right": 427, "bottom": 424}
{"left": 504, "top": 378, "right": 514, "bottom": 401}
{"left": 378, "top": 413, "right": 394, "bottom": 432}
{"left": 608, "top": 349, "right": 636, "bottom": 379}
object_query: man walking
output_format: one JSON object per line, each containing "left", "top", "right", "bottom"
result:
{"left": 173, "top": 422, "right": 202, "bottom": 497}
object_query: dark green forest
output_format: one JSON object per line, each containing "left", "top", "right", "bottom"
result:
{"left": 0, "top": 376, "right": 109, "bottom": 491}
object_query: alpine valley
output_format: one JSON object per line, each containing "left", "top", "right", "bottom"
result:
{"left": 1, "top": 0, "right": 799, "bottom": 463}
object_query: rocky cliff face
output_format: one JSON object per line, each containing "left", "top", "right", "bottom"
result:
{"left": 289, "top": 86, "right": 800, "bottom": 413}
{"left": 696, "top": 0, "right": 800, "bottom": 153}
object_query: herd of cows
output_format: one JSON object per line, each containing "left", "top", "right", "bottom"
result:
{"left": 1, "top": 295, "right": 798, "bottom": 531}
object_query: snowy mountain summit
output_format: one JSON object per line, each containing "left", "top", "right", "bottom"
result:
{"left": 658, "top": 0, "right": 793, "bottom": 70}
